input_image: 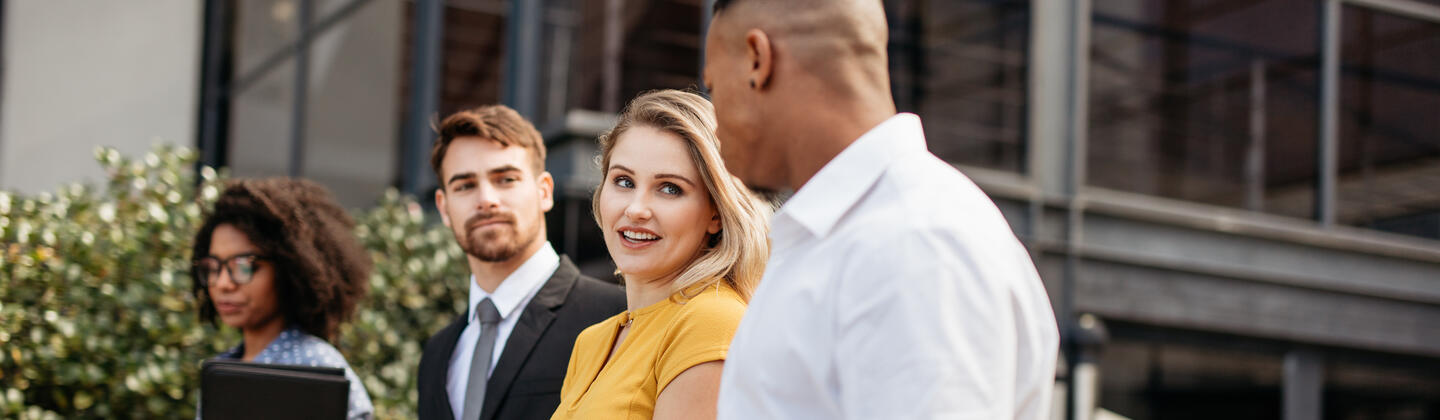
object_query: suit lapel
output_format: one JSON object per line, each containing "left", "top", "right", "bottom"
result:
{"left": 430, "top": 315, "right": 467, "bottom": 420}
{"left": 479, "top": 256, "right": 581, "bottom": 420}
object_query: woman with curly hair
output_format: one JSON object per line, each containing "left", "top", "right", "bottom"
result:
{"left": 191, "top": 178, "right": 373, "bottom": 419}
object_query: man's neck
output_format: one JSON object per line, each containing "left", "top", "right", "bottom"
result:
{"left": 770, "top": 70, "right": 897, "bottom": 192}
{"left": 467, "top": 240, "right": 545, "bottom": 293}
{"left": 782, "top": 105, "right": 895, "bottom": 192}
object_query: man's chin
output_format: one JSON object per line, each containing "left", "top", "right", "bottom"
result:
{"left": 462, "top": 223, "right": 540, "bottom": 263}
{"left": 469, "top": 224, "right": 514, "bottom": 238}
{"left": 467, "top": 239, "right": 524, "bottom": 262}
{"left": 478, "top": 251, "right": 515, "bottom": 262}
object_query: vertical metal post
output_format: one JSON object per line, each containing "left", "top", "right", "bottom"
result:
{"left": 1283, "top": 349, "right": 1324, "bottom": 420}
{"left": 602, "top": 0, "right": 623, "bottom": 113}
{"left": 1246, "top": 59, "right": 1267, "bottom": 212}
{"left": 700, "top": 0, "right": 715, "bottom": 89}
{"left": 196, "top": 0, "right": 234, "bottom": 172}
{"left": 402, "top": 0, "right": 445, "bottom": 196}
{"left": 289, "top": 0, "right": 314, "bottom": 177}
{"left": 1061, "top": 1, "right": 1093, "bottom": 419}
{"left": 1026, "top": 0, "right": 1085, "bottom": 417}
{"left": 546, "top": 19, "right": 572, "bottom": 126}
{"left": 1030, "top": 3, "right": 1068, "bottom": 197}
{"left": 1317, "top": 0, "right": 1341, "bottom": 225}
{"left": 505, "top": 0, "right": 544, "bottom": 120}
{"left": 1071, "top": 314, "right": 1108, "bottom": 420}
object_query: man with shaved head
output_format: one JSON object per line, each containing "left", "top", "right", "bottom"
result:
{"left": 704, "top": 1, "right": 1059, "bottom": 419}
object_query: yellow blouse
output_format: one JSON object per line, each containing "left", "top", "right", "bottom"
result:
{"left": 551, "top": 282, "right": 746, "bottom": 420}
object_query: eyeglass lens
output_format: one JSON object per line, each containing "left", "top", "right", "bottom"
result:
{"left": 197, "top": 255, "right": 259, "bottom": 286}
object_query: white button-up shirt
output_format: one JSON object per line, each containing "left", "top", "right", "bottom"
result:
{"left": 718, "top": 114, "right": 1059, "bottom": 420}
{"left": 446, "top": 242, "right": 559, "bottom": 420}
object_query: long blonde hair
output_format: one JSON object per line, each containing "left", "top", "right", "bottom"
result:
{"left": 593, "top": 90, "right": 771, "bottom": 301}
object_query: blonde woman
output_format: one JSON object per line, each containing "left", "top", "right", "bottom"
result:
{"left": 551, "top": 90, "right": 770, "bottom": 420}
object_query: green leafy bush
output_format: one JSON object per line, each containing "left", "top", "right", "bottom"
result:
{"left": 0, "top": 145, "right": 468, "bottom": 419}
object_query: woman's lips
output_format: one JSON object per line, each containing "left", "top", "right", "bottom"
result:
{"left": 215, "top": 302, "right": 244, "bottom": 314}
{"left": 618, "top": 227, "right": 661, "bottom": 249}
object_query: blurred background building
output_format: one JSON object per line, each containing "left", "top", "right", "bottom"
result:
{"left": 2, "top": 0, "right": 1438, "bottom": 419}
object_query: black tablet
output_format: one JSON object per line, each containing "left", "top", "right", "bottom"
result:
{"left": 200, "top": 359, "right": 349, "bottom": 420}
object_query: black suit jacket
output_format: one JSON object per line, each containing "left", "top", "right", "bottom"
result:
{"left": 418, "top": 256, "right": 626, "bottom": 420}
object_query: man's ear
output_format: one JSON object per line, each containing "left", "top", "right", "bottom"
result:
{"left": 435, "top": 187, "right": 451, "bottom": 228}
{"left": 538, "top": 171, "right": 556, "bottom": 213}
{"left": 745, "top": 28, "right": 774, "bottom": 90}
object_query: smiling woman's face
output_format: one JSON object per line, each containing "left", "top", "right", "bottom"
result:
{"left": 598, "top": 125, "right": 721, "bottom": 286}
{"left": 205, "top": 224, "right": 282, "bottom": 332}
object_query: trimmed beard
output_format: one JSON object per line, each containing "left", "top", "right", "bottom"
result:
{"left": 460, "top": 215, "right": 542, "bottom": 263}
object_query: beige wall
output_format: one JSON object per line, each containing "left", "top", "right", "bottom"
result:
{"left": 0, "top": 1, "right": 201, "bottom": 194}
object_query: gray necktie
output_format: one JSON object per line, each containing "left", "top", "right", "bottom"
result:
{"left": 462, "top": 298, "right": 502, "bottom": 420}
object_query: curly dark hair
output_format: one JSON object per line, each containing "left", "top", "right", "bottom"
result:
{"left": 190, "top": 178, "right": 371, "bottom": 342}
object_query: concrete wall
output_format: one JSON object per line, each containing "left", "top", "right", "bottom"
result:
{"left": 0, "top": 1, "right": 201, "bottom": 194}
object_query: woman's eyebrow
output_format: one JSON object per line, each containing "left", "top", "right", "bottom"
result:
{"left": 654, "top": 173, "right": 697, "bottom": 187}
{"left": 609, "top": 164, "right": 697, "bottom": 187}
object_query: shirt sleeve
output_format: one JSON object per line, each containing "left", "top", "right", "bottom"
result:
{"left": 343, "top": 366, "right": 374, "bottom": 420}
{"left": 654, "top": 294, "right": 746, "bottom": 393}
{"left": 833, "top": 228, "right": 1021, "bottom": 420}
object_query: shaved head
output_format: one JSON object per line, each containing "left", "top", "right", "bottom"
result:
{"left": 704, "top": 0, "right": 897, "bottom": 192}
{"left": 710, "top": 0, "right": 889, "bottom": 91}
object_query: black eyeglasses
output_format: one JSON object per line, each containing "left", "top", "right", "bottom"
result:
{"left": 193, "top": 254, "right": 267, "bottom": 287}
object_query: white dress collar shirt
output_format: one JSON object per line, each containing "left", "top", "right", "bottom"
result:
{"left": 446, "top": 241, "right": 560, "bottom": 420}
{"left": 718, "top": 114, "right": 1060, "bottom": 420}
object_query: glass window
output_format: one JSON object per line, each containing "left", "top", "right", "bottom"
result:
{"left": 226, "top": 0, "right": 403, "bottom": 208}
{"left": 228, "top": 0, "right": 302, "bottom": 180}
{"left": 888, "top": 0, "right": 1030, "bottom": 173}
{"left": 535, "top": 0, "right": 582, "bottom": 128}
{"left": 1099, "top": 326, "right": 1284, "bottom": 420}
{"left": 229, "top": 58, "right": 297, "bottom": 181}
{"left": 568, "top": 0, "right": 704, "bottom": 114}
{"left": 428, "top": 1, "right": 508, "bottom": 116}
{"left": 301, "top": 0, "right": 403, "bottom": 208}
{"left": 233, "top": 0, "right": 301, "bottom": 77}
{"left": 1088, "top": 0, "right": 1319, "bottom": 219}
{"left": 1335, "top": 6, "right": 1440, "bottom": 241}
{"left": 1324, "top": 352, "right": 1440, "bottom": 419}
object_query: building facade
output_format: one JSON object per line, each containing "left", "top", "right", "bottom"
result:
{"left": 2, "top": 0, "right": 1438, "bottom": 419}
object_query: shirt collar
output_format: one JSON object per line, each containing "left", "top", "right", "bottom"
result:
{"left": 222, "top": 325, "right": 304, "bottom": 361}
{"left": 466, "top": 241, "right": 560, "bottom": 323}
{"left": 775, "top": 113, "right": 928, "bottom": 239}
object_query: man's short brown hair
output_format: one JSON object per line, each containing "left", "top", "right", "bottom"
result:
{"left": 430, "top": 105, "right": 548, "bottom": 182}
